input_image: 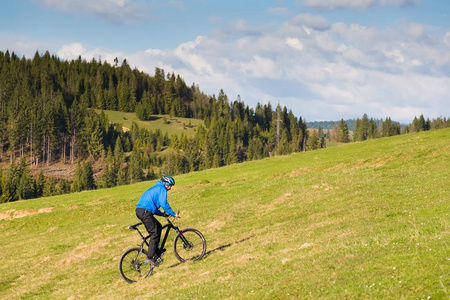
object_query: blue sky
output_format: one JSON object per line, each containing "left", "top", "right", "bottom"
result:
{"left": 1, "top": 0, "right": 450, "bottom": 123}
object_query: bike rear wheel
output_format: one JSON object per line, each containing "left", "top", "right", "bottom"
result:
{"left": 173, "top": 228, "right": 207, "bottom": 263}
{"left": 118, "top": 247, "right": 153, "bottom": 283}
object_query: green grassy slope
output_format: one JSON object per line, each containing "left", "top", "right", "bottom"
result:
{"left": 95, "top": 109, "right": 204, "bottom": 138}
{"left": 1, "top": 129, "right": 449, "bottom": 299}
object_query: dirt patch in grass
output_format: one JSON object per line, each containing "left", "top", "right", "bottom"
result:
{"left": 0, "top": 207, "right": 54, "bottom": 220}
{"left": 258, "top": 192, "right": 293, "bottom": 211}
{"left": 312, "top": 183, "right": 334, "bottom": 191}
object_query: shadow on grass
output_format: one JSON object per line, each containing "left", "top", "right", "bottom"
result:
{"left": 147, "top": 116, "right": 162, "bottom": 121}
{"left": 166, "top": 235, "right": 254, "bottom": 269}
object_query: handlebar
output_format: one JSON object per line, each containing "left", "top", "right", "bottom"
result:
{"left": 163, "top": 210, "right": 180, "bottom": 221}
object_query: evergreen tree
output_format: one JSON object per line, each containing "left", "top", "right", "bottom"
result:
{"left": 35, "top": 170, "right": 45, "bottom": 198}
{"left": 162, "top": 150, "right": 179, "bottom": 175}
{"left": 117, "top": 165, "right": 129, "bottom": 186}
{"left": 129, "top": 149, "right": 143, "bottom": 184}
{"left": 80, "top": 161, "right": 95, "bottom": 190}
{"left": 367, "top": 119, "right": 378, "bottom": 139}
{"left": 185, "top": 137, "right": 200, "bottom": 172}
{"left": 337, "top": 119, "right": 350, "bottom": 143}
{"left": 83, "top": 111, "right": 104, "bottom": 159}
{"left": 100, "top": 147, "right": 116, "bottom": 188}
{"left": 180, "top": 132, "right": 188, "bottom": 151}
{"left": 361, "top": 113, "right": 369, "bottom": 140}
{"left": 171, "top": 133, "right": 180, "bottom": 150}
{"left": 56, "top": 179, "right": 71, "bottom": 195}
{"left": 227, "top": 135, "right": 238, "bottom": 165}
{"left": 204, "top": 127, "right": 217, "bottom": 168}
{"left": 354, "top": 118, "right": 364, "bottom": 142}
{"left": 5, "top": 160, "right": 20, "bottom": 201}
{"left": 71, "top": 160, "right": 83, "bottom": 192}
{"left": 307, "top": 129, "right": 320, "bottom": 150}
{"left": 0, "top": 168, "right": 3, "bottom": 197}
{"left": 17, "top": 157, "right": 34, "bottom": 199}
{"left": 43, "top": 177, "right": 56, "bottom": 197}
{"left": 277, "top": 129, "right": 291, "bottom": 155}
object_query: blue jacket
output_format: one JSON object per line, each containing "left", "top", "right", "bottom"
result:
{"left": 136, "top": 181, "right": 176, "bottom": 216}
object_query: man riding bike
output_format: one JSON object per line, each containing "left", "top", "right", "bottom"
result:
{"left": 135, "top": 174, "right": 177, "bottom": 267}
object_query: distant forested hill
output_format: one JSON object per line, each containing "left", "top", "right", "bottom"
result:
{"left": 308, "top": 119, "right": 385, "bottom": 131}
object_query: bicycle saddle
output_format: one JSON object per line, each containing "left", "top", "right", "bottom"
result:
{"left": 128, "top": 223, "right": 143, "bottom": 230}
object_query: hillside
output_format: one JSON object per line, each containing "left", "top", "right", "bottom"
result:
{"left": 0, "top": 129, "right": 449, "bottom": 299}
{"left": 95, "top": 110, "right": 204, "bottom": 138}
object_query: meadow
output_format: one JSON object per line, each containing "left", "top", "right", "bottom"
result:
{"left": 0, "top": 128, "right": 449, "bottom": 299}
{"left": 95, "top": 109, "right": 204, "bottom": 138}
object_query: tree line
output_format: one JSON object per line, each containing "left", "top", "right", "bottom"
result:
{"left": 0, "top": 50, "right": 309, "bottom": 202}
{"left": 320, "top": 114, "right": 450, "bottom": 144}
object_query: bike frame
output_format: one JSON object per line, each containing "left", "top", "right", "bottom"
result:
{"left": 130, "top": 216, "right": 183, "bottom": 253}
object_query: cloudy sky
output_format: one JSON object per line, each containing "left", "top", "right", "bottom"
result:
{"left": 1, "top": 0, "right": 450, "bottom": 123}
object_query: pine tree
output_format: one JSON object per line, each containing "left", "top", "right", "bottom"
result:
{"left": 227, "top": 135, "right": 238, "bottom": 165}
{"left": 1, "top": 179, "right": 11, "bottom": 203}
{"left": 5, "top": 160, "right": 19, "bottom": 201}
{"left": 35, "top": 170, "right": 45, "bottom": 197}
{"left": 129, "top": 149, "right": 143, "bottom": 184}
{"left": 113, "top": 137, "right": 125, "bottom": 173}
{"left": 0, "top": 168, "right": 3, "bottom": 197}
{"left": 71, "top": 160, "right": 83, "bottom": 192}
{"left": 277, "top": 129, "right": 291, "bottom": 155}
{"left": 56, "top": 179, "right": 71, "bottom": 195}
{"left": 185, "top": 137, "right": 199, "bottom": 171}
{"left": 337, "top": 119, "right": 350, "bottom": 143}
{"left": 117, "top": 165, "right": 129, "bottom": 186}
{"left": 171, "top": 133, "right": 180, "bottom": 150}
{"left": 83, "top": 110, "right": 104, "bottom": 159}
{"left": 17, "top": 156, "right": 34, "bottom": 199}
{"left": 368, "top": 119, "right": 378, "bottom": 139}
{"left": 180, "top": 132, "right": 188, "bottom": 151}
{"left": 362, "top": 114, "right": 369, "bottom": 140}
{"left": 80, "top": 161, "right": 95, "bottom": 190}
{"left": 354, "top": 118, "right": 364, "bottom": 142}
{"left": 162, "top": 150, "right": 178, "bottom": 175}
{"left": 43, "top": 177, "right": 56, "bottom": 197}
{"left": 100, "top": 147, "right": 116, "bottom": 188}
{"left": 307, "top": 129, "right": 320, "bottom": 150}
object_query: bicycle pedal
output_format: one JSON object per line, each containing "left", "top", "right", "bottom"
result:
{"left": 156, "top": 257, "right": 164, "bottom": 265}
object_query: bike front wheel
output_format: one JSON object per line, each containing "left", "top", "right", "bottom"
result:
{"left": 118, "top": 247, "right": 153, "bottom": 283}
{"left": 173, "top": 228, "right": 207, "bottom": 263}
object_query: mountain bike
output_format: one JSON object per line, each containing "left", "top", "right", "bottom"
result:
{"left": 118, "top": 211, "right": 207, "bottom": 283}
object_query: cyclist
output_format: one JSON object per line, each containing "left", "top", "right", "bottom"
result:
{"left": 135, "top": 174, "right": 178, "bottom": 267}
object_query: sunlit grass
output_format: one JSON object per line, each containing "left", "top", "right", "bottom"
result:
{"left": 94, "top": 109, "right": 204, "bottom": 137}
{"left": 1, "top": 129, "right": 449, "bottom": 299}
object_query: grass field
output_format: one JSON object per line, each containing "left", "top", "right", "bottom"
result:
{"left": 0, "top": 129, "right": 449, "bottom": 299}
{"left": 95, "top": 109, "right": 204, "bottom": 138}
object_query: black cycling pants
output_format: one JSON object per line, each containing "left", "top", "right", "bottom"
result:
{"left": 135, "top": 208, "right": 162, "bottom": 258}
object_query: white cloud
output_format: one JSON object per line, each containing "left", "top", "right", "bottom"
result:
{"left": 57, "top": 42, "right": 87, "bottom": 59}
{"left": 51, "top": 11, "right": 450, "bottom": 124}
{"left": 57, "top": 42, "right": 124, "bottom": 64}
{"left": 285, "top": 37, "right": 304, "bottom": 51}
{"left": 33, "top": 0, "right": 149, "bottom": 23}
{"left": 302, "top": 0, "right": 418, "bottom": 11}
{"left": 173, "top": 37, "right": 214, "bottom": 75}
{"left": 239, "top": 56, "right": 279, "bottom": 79}
{"left": 289, "top": 14, "right": 331, "bottom": 31}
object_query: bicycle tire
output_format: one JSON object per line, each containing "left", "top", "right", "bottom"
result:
{"left": 118, "top": 247, "right": 153, "bottom": 283}
{"left": 173, "top": 228, "right": 207, "bottom": 263}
